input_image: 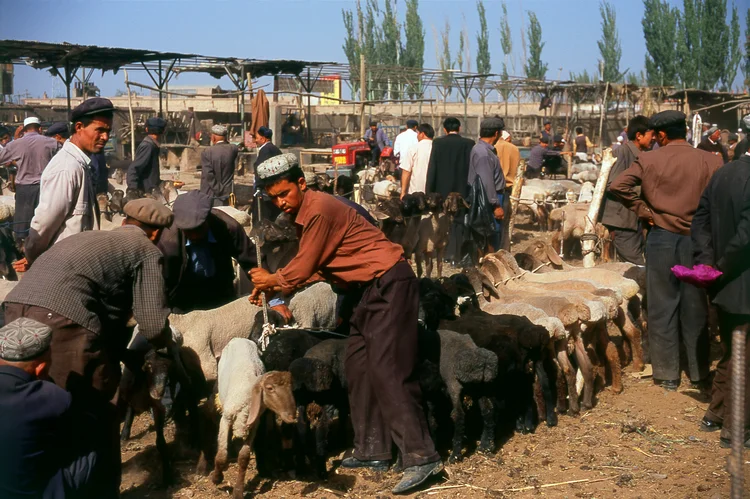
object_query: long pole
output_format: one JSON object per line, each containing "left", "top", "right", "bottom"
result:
{"left": 124, "top": 70, "right": 136, "bottom": 160}
{"left": 240, "top": 65, "right": 247, "bottom": 141}
{"left": 359, "top": 53, "right": 367, "bottom": 135}
{"left": 507, "top": 157, "right": 527, "bottom": 250}
{"left": 598, "top": 81, "right": 609, "bottom": 152}
{"left": 158, "top": 60, "right": 163, "bottom": 118}
{"left": 730, "top": 325, "right": 747, "bottom": 499}
{"left": 582, "top": 147, "right": 614, "bottom": 268}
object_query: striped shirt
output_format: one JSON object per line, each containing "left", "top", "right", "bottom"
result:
{"left": 5, "top": 226, "right": 170, "bottom": 339}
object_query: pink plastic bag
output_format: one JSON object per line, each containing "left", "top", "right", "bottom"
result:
{"left": 671, "top": 264, "right": 723, "bottom": 288}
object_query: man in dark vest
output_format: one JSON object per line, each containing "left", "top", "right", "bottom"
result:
{"left": 573, "top": 126, "right": 594, "bottom": 161}
{"left": 425, "top": 117, "right": 474, "bottom": 264}
{"left": 200, "top": 124, "right": 238, "bottom": 206}
{"left": 692, "top": 147, "right": 750, "bottom": 445}
{"left": 127, "top": 117, "right": 166, "bottom": 193}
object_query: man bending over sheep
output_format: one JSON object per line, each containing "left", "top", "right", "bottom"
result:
{"left": 3, "top": 199, "right": 175, "bottom": 498}
{"left": 250, "top": 153, "right": 443, "bottom": 495}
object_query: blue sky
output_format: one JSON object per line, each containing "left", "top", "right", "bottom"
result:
{"left": 1, "top": 0, "right": 747, "bottom": 100}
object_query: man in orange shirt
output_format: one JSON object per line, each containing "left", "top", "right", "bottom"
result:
{"left": 494, "top": 130, "right": 520, "bottom": 250}
{"left": 250, "top": 153, "right": 442, "bottom": 494}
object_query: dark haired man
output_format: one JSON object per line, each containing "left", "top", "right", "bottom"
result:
{"left": 253, "top": 125, "right": 281, "bottom": 168}
{"left": 0, "top": 126, "right": 10, "bottom": 151}
{"left": 0, "top": 117, "right": 59, "bottom": 245}
{"left": 250, "top": 153, "right": 442, "bottom": 495}
{"left": 527, "top": 135, "right": 570, "bottom": 179}
{"left": 573, "top": 126, "right": 594, "bottom": 161}
{"left": 735, "top": 114, "right": 750, "bottom": 158}
{"left": 540, "top": 120, "right": 552, "bottom": 143}
{"left": 16, "top": 98, "right": 114, "bottom": 270}
{"left": 468, "top": 117, "right": 505, "bottom": 251}
{"left": 610, "top": 110, "right": 723, "bottom": 391}
{"left": 44, "top": 122, "right": 70, "bottom": 146}
{"left": 400, "top": 123, "right": 434, "bottom": 197}
{"left": 127, "top": 117, "right": 166, "bottom": 193}
{"left": 394, "top": 119, "right": 419, "bottom": 168}
{"left": 364, "top": 120, "right": 389, "bottom": 166}
{"left": 425, "top": 117, "right": 475, "bottom": 263}
{"left": 495, "top": 130, "right": 520, "bottom": 250}
{"left": 600, "top": 115, "right": 654, "bottom": 265}
{"left": 698, "top": 126, "right": 729, "bottom": 164}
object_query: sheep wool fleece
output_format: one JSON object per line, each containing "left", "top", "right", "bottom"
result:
{"left": 345, "top": 260, "right": 440, "bottom": 468}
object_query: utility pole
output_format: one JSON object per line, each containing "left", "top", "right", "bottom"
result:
{"left": 359, "top": 53, "right": 367, "bottom": 135}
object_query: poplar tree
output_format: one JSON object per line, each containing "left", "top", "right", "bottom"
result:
{"left": 720, "top": 3, "right": 741, "bottom": 91}
{"left": 745, "top": 8, "right": 750, "bottom": 90}
{"left": 699, "top": 0, "right": 728, "bottom": 90}
{"left": 598, "top": 1, "right": 623, "bottom": 82}
{"left": 499, "top": 1, "right": 513, "bottom": 108}
{"left": 642, "top": 0, "right": 678, "bottom": 86}
{"left": 401, "top": 0, "right": 425, "bottom": 98}
{"left": 341, "top": 6, "right": 361, "bottom": 97}
{"left": 676, "top": 0, "right": 702, "bottom": 88}
{"left": 475, "top": 0, "right": 491, "bottom": 105}
{"left": 524, "top": 12, "right": 548, "bottom": 81}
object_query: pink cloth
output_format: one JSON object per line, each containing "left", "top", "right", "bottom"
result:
{"left": 671, "top": 264, "right": 723, "bottom": 288}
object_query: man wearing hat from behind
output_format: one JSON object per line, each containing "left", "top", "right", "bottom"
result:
{"left": 0, "top": 116, "right": 59, "bottom": 245}
{"left": 250, "top": 153, "right": 442, "bottom": 495}
{"left": 200, "top": 124, "right": 238, "bottom": 206}
{"left": 697, "top": 124, "right": 729, "bottom": 164}
{"left": 393, "top": 119, "right": 419, "bottom": 169}
{"left": 468, "top": 117, "right": 506, "bottom": 252}
{"left": 0, "top": 318, "right": 101, "bottom": 498}
{"left": 14, "top": 99, "right": 114, "bottom": 272}
{"left": 158, "top": 190, "right": 258, "bottom": 312}
{"left": 127, "top": 116, "right": 166, "bottom": 193}
{"left": 4, "top": 198, "right": 175, "bottom": 497}
{"left": 44, "top": 121, "right": 71, "bottom": 147}
{"left": 610, "top": 110, "right": 723, "bottom": 391}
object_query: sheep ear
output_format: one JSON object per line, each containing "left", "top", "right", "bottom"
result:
{"left": 371, "top": 210, "right": 389, "bottom": 221}
{"left": 461, "top": 197, "right": 470, "bottom": 209}
{"left": 247, "top": 376, "right": 265, "bottom": 429}
{"left": 546, "top": 245, "right": 563, "bottom": 266}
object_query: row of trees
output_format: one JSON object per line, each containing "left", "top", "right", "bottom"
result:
{"left": 341, "top": 0, "right": 750, "bottom": 104}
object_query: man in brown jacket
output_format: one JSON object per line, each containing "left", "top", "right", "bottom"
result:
{"left": 495, "top": 130, "right": 520, "bottom": 250}
{"left": 610, "top": 110, "right": 723, "bottom": 391}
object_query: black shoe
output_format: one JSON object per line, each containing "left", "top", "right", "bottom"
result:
{"left": 719, "top": 436, "right": 750, "bottom": 449}
{"left": 340, "top": 456, "right": 389, "bottom": 472}
{"left": 700, "top": 417, "right": 722, "bottom": 432}
{"left": 691, "top": 379, "right": 711, "bottom": 391}
{"left": 653, "top": 379, "right": 679, "bottom": 391}
{"left": 392, "top": 461, "right": 444, "bottom": 494}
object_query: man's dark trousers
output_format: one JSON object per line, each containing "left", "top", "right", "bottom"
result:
{"left": 646, "top": 227, "right": 710, "bottom": 383}
{"left": 607, "top": 226, "right": 645, "bottom": 265}
{"left": 345, "top": 260, "right": 439, "bottom": 468}
{"left": 13, "top": 183, "right": 40, "bottom": 243}
{"left": 704, "top": 311, "right": 750, "bottom": 441}
{"left": 500, "top": 187, "right": 512, "bottom": 251}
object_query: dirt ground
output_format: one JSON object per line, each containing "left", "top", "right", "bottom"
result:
{"left": 118, "top": 186, "right": 745, "bottom": 498}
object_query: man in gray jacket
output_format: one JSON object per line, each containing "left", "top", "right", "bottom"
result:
{"left": 199, "top": 124, "right": 238, "bottom": 205}
{"left": 601, "top": 115, "right": 653, "bottom": 265}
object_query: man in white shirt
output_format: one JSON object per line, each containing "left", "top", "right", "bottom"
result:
{"left": 400, "top": 123, "right": 434, "bottom": 197}
{"left": 393, "top": 119, "right": 419, "bottom": 168}
{"left": 14, "top": 98, "right": 113, "bottom": 271}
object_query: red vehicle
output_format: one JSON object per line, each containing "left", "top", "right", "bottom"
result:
{"left": 331, "top": 141, "right": 397, "bottom": 175}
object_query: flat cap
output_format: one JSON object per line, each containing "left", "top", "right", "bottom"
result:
{"left": 552, "top": 134, "right": 563, "bottom": 143}
{"left": 406, "top": 119, "right": 419, "bottom": 128}
{"left": 123, "top": 198, "right": 174, "bottom": 228}
{"left": 257, "top": 126, "right": 273, "bottom": 139}
{"left": 172, "top": 190, "right": 212, "bottom": 230}
{"left": 369, "top": 120, "right": 378, "bottom": 127}
{"left": 480, "top": 117, "right": 505, "bottom": 131}
{"left": 71, "top": 97, "right": 115, "bottom": 122}
{"left": 543, "top": 119, "right": 551, "bottom": 125}
{"left": 648, "top": 110, "right": 686, "bottom": 130}
{"left": 256, "top": 153, "right": 299, "bottom": 181}
{"left": 44, "top": 122, "right": 70, "bottom": 138}
{"left": 23, "top": 117, "right": 40, "bottom": 128}
{"left": 146, "top": 117, "right": 167, "bottom": 132}
{"left": 211, "top": 124, "right": 227, "bottom": 136}
{"left": 0, "top": 318, "right": 52, "bottom": 361}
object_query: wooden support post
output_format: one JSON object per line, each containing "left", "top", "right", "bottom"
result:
{"left": 598, "top": 82, "right": 609, "bottom": 152}
{"left": 359, "top": 54, "right": 367, "bottom": 135}
{"left": 124, "top": 70, "right": 136, "bottom": 160}
{"left": 507, "top": 158, "right": 527, "bottom": 250}
{"left": 582, "top": 148, "right": 614, "bottom": 268}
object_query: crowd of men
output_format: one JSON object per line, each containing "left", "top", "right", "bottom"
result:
{"left": 2, "top": 94, "right": 750, "bottom": 498}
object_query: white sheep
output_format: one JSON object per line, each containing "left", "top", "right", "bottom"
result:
{"left": 372, "top": 179, "right": 400, "bottom": 198}
{"left": 209, "top": 338, "right": 296, "bottom": 498}
{"left": 288, "top": 281, "right": 338, "bottom": 329}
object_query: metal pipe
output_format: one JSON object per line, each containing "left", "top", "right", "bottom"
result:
{"left": 730, "top": 326, "right": 746, "bottom": 499}
{"left": 158, "top": 60, "right": 163, "bottom": 117}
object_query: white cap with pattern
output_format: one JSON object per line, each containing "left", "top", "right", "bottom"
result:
{"left": 256, "top": 153, "right": 299, "bottom": 180}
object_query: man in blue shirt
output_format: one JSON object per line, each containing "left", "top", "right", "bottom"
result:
{"left": 527, "top": 135, "right": 571, "bottom": 179}
{"left": 364, "top": 121, "right": 389, "bottom": 166}
{"left": 468, "top": 117, "right": 505, "bottom": 251}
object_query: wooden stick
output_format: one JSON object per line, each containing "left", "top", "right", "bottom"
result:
{"left": 582, "top": 147, "right": 614, "bottom": 268}
{"left": 124, "top": 70, "right": 136, "bottom": 160}
{"left": 425, "top": 475, "right": 619, "bottom": 495}
{"left": 507, "top": 157, "right": 527, "bottom": 250}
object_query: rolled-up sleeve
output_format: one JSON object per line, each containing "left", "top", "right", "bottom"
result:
{"left": 609, "top": 159, "right": 651, "bottom": 220}
{"left": 276, "top": 214, "right": 344, "bottom": 293}
{"left": 25, "top": 169, "right": 79, "bottom": 263}
{"left": 132, "top": 254, "right": 171, "bottom": 342}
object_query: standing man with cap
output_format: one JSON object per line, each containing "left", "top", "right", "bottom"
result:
{"left": 14, "top": 98, "right": 113, "bottom": 271}
{"left": 3, "top": 198, "right": 175, "bottom": 497}
{"left": 526, "top": 135, "right": 570, "bottom": 179}
{"left": 250, "top": 154, "right": 442, "bottom": 495}
{"left": 0, "top": 117, "right": 59, "bottom": 245}
{"left": 425, "top": 117, "right": 475, "bottom": 264}
{"left": 610, "top": 110, "right": 723, "bottom": 391}
{"left": 253, "top": 125, "right": 281, "bottom": 169}
{"left": 364, "top": 121, "right": 389, "bottom": 166}
{"left": 698, "top": 125, "right": 729, "bottom": 164}
{"left": 495, "top": 130, "right": 519, "bottom": 250}
{"left": 467, "top": 117, "right": 505, "bottom": 251}
{"left": 0, "top": 318, "right": 100, "bottom": 498}
{"left": 601, "top": 115, "right": 654, "bottom": 265}
{"left": 691, "top": 145, "right": 750, "bottom": 444}
{"left": 127, "top": 116, "right": 166, "bottom": 193}
{"left": 44, "top": 122, "right": 70, "bottom": 147}
{"left": 540, "top": 120, "right": 552, "bottom": 143}
{"left": 200, "top": 124, "right": 238, "bottom": 206}
{"left": 393, "top": 119, "right": 419, "bottom": 168}
{"left": 158, "top": 190, "right": 257, "bottom": 313}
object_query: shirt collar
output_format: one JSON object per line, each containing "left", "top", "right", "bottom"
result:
{"left": 293, "top": 188, "right": 319, "bottom": 227}
{"left": 185, "top": 229, "right": 216, "bottom": 247}
{"left": 258, "top": 142, "right": 268, "bottom": 151}
{"left": 0, "top": 365, "right": 36, "bottom": 383}
{"left": 477, "top": 139, "right": 495, "bottom": 151}
{"left": 63, "top": 139, "right": 92, "bottom": 165}
{"left": 23, "top": 131, "right": 39, "bottom": 138}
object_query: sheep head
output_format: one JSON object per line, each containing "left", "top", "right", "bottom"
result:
{"left": 444, "top": 192, "right": 469, "bottom": 217}
{"left": 143, "top": 349, "right": 171, "bottom": 401}
{"left": 289, "top": 357, "right": 335, "bottom": 394}
{"left": 524, "top": 239, "right": 563, "bottom": 267}
{"left": 425, "top": 192, "right": 444, "bottom": 213}
{"left": 373, "top": 199, "right": 404, "bottom": 223}
{"left": 410, "top": 192, "right": 428, "bottom": 213}
{"left": 256, "top": 371, "right": 297, "bottom": 425}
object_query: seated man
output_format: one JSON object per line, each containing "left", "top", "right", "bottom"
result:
{"left": 159, "top": 190, "right": 258, "bottom": 312}
{"left": 0, "top": 318, "right": 98, "bottom": 498}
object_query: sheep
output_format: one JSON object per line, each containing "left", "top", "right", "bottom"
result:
{"left": 415, "top": 192, "right": 467, "bottom": 278}
{"left": 109, "top": 189, "right": 125, "bottom": 215}
{"left": 372, "top": 179, "right": 400, "bottom": 199}
{"left": 334, "top": 174, "right": 355, "bottom": 199}
{"left": 548, "top": 203, "right": 611, "bottom": 261}
{"left": 215, "top": 205, "right": 252, "bottom": 227}
{"left": 0, "top": 196, "right": 16, "bottom": 222}
{"left": 375, "top": 196, "right": 423, "bottom": 259}
{"left": 174, "top": 297, "right": 262, "bottom": 385}
{"left": 208, "top": 338, "right": 297, "bottom": 499}
{"left": 517, "top": 179, "right": 579, "bottom": 231}
{"left": 97, "top": 193, "right": 110, "bottom": 222}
